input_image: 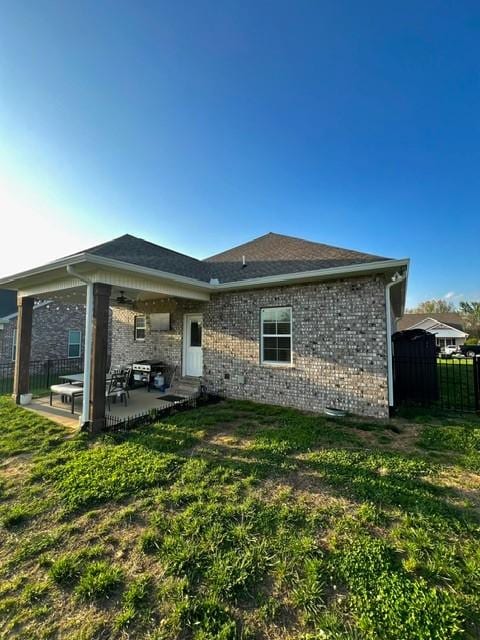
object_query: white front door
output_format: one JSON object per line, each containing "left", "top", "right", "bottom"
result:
{"left": 183, "top": 314, "right": 203, "bottom": 377}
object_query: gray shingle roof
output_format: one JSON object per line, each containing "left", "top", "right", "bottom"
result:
{"left": 204, "top": 232, "right": 390, "bottom": 282}
{"left": 83, "top": 232, "right": 392, "bottom": 284}
{"left": 86, "top": 234, "right": 211, "bottom": 281}
{"left": 397, "top": 313, "right": 465, "bottom": 332}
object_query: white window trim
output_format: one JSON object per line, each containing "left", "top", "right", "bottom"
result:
{"left": 12, "top": 328, "right": 16, "bottom": 362}
{"left": 67, "top": 329, "right": 82, "bottom": 359}
{"left": 260, "top": 306, "right": 293, "bottom": 366}
{"left": 134, "top": 315, "right": 146, "bottom": 342}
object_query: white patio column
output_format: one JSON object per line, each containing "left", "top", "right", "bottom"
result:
{"left": 80, "top": 282, "right": 94, "bottom": 427}
{"left": 66, "top": 265, "right": 94, "bottom": 428}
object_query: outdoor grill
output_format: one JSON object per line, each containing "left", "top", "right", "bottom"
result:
{"left": 131, "top": 359, "right": 169, "bottom": 390}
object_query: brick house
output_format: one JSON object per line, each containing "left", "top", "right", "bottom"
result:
{"left": 0, "top": 232, "right": 408, "bottom": 429}
{"left": 397, "top": 313, "right": 468, "bottom": 352}
{"left": 0, "top": 290, "right": 86, "bottom": 364}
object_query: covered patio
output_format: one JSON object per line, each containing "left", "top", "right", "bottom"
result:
{"left": 25, "top": 385, "right": 182, "bottom": 429}
{"left": 2, "top": 247, "right": 210, "bottom": 432}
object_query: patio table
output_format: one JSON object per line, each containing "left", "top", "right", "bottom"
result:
{"left": 59, "top": 373, "right": 113, "bottom": 385}
{"left": 56, "top": 373, "right": 113, "bottom": 406}
{"left": 59, "top": 373, "right": 84, "bottom": 385}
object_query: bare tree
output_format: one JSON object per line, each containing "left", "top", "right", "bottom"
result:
{"left": 459, "top": 301, "right": 480, "bottom": 339}
{"left": 406, "top": 299, "right": 455, "bottom": 314}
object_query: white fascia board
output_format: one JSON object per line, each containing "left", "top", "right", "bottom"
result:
{"left": 215, "top": 258, "right": 410, "bottom": 291}
{"left": 406, "top": 318, "right": 467, "bottom": 337}
{"left": 0, "top": 253, "right": 87, "bottom": 287}
{"left": 0, "top": 253, "right": 410, "bottom": 295}
{"left": 84, "top": 255, "right": 212, "bottom": 291}
{"left": 0, "top": 253, "right": 212, "bottom": 294}
{"left": 427, "top": 327, "right": 468, "bottom": 338}
{"left": 407, "top": 317, "right": 437, "bottom": 328}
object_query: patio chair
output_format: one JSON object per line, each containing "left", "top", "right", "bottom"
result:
{"left": 106, "top": 370, "right": 130, "bottom": 411}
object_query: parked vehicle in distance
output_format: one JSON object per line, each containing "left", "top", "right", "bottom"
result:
{"left": 460, "top": 343, "right": 480, "bottom": 357}
{"left": 443, "top": 344, "right": 460, "bottom": 356}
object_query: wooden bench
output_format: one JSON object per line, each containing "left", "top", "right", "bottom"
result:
{"left": 50, "top": 384, "right": 83, "bottom": 414}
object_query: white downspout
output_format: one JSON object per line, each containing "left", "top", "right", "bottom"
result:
{"left": 385, "top": 271, "right": 407, "bottom": 411}
{"left": 67, "top": 265, "right": 93, "bottom": 428}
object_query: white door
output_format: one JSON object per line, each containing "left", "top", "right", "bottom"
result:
{"left": 183, "top": 314, "right": 203, "bottom": 377}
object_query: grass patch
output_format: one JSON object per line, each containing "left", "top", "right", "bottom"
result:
{"left": 0, "top": 398, "right": 479, "bottom": 638}
{"left": 0, "top": 396, "right": 65, "bottom": 460}
{"left": 75, "top": 560, "right": 123, "bottom": 600}
{"left": 35, "top": 441, "right": 183, "bottom": 511}
{"left": 115, "top": 574, "right": 153, "bottom": 630}
{"left": 1, "top": 503, "right": 35, "bottom": 529}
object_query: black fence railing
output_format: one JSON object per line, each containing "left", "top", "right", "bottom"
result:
{"left": 104, "top": 392, "right": 223, "bottom": 432}
{"left": 393, "top": 355, "right": 480, "bottom": 413}
{"left": 0, "top": 357, "right": 83, "bottom": 397}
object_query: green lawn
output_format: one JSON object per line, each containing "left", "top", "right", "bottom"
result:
{"left": 437, "top": 359, "right": 477, "bottom": 411}
{"left": 0, "top": 372, "right": 80, "bottom": 399}
{"left": 1, "top": 398, "right": 480, "bottom": 639}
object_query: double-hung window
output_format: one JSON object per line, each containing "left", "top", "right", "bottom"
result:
{"left": 261, "top": 307, "right": 292, "bottom": 365}
{"left": 134, "top": 315, "right": 146, "bottom": 341}
{"left": 68, "top": 329, "right": 81, "bottom": 358}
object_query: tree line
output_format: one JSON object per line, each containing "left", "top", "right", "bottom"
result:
{"left": 406, "top": 300, "right": 480, "bottom": 342}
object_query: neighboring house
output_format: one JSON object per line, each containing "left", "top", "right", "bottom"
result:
{"left": 397, "top": 313, "right": 468, "bottom": 351}
{"left": 0, "top": 232, "right": 409, "bottom": 422}
{"left": 0, "top": 289, "right": 86, "bottom": 364}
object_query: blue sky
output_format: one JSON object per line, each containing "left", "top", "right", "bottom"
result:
{"left": 0, "top": 1, "right": 479, "bottom": 307}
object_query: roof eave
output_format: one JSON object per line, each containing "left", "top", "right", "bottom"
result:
{"left": 0, "top": 253, "right": 215, "bottom": 293}
{"left": 0, "top": 254, "right": 410, "bottom": 295}
{"left": 214, "top": 258, "right": 410, "bottom": 290}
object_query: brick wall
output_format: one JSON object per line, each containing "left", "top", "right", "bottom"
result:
{"left": 203, "top": 277, "right": 388, "bottom": 418}
{"left": 110, "top": 299, "right": 206, "bottom": 372}
{"left": 109, "top": 275, "right": 389, "bottom": 418}
{"left": 0, "top": 302, "right": 87, "bottom": 363}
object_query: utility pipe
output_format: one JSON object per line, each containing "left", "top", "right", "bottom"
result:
{"left": 385, "top": 271, "right": 407, "bottom": 411}
{"left": 66, "top": 265, "right": 93, "bottom": 428}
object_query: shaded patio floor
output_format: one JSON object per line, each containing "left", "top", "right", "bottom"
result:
{"left": 25, "top": 387, "right": 182, "bottom": 430}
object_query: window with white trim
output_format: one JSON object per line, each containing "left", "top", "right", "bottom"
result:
{"left": 261, "top": 307, "right": 292, "bottom": 365}
{"left": 12, "top": 328, "right": 16, "bottom": 362}
{"left": 134, "top": 315, "right": 146, "bottom": 341}
{"left": 68, "top": 329, "right": 81, "bottom": 358}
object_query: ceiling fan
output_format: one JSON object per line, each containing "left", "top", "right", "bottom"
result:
{"left": 114, "top": 290, "right": 134, "bottom": 306}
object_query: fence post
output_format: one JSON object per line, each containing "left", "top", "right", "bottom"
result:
{"left": 46, "top": 360, "right": 52, "bottom": 389}
{"left": 473, "top": 356, "right": 480, "bottom": 413}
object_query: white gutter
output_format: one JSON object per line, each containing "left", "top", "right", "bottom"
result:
{"left": 66, "top": 265, "right": 94, "bottom": 428}
{"left": 213, "top": 258, "right": 410, "bottom": 290}
{"left": 0, "top": 253, "right": 410, "bottom": 293}
{"left": 385, "top": 270, "right": 407, "bottom": 410}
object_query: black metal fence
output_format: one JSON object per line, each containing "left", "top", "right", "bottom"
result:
{"left": 393, "top": 355, "right": 480, "bottom": 413}
{"left": 104, "top": 392, "right": 222, "bottom": 432}
{"left": 0, "top": 357, "right": 83, "bottom": 396}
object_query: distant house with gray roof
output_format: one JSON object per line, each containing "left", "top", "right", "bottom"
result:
{"left": 397, "top": 313, "right": 468, "bottom": 352}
